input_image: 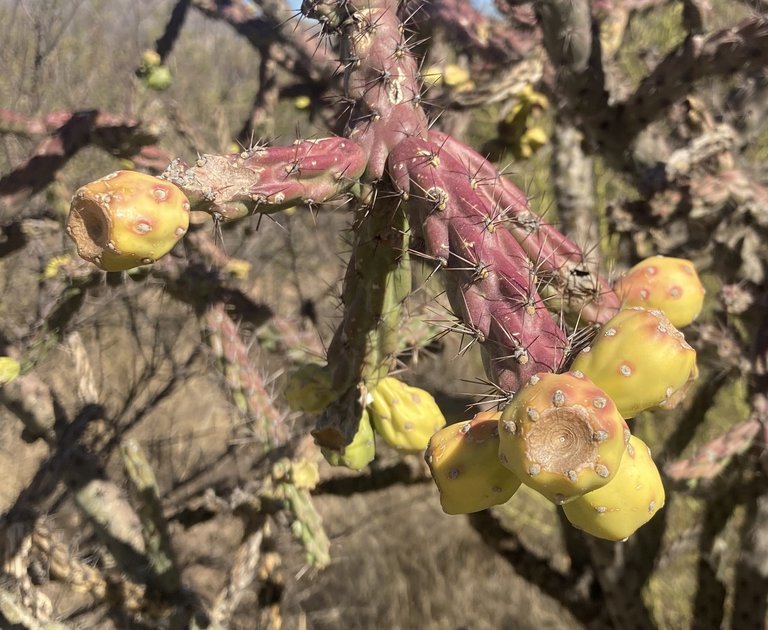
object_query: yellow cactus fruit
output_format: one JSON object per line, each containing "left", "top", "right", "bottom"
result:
{"left": 43, "top": 254, "right": 73, "bottom": 279}
{"left": 614, "top": 256, "right": 705, "bottom": 328}
{"left": 322, "top": 410, "right": 376, "bottom": 471}
{"left": 571, "top": 307, "right": 697, "bottom": 418}
{"left": 284, "top": 363, "right": 335, "bottom": 413}
{"left": 0, "top": 357, "right": 21, "bottom": 384}
{"left": 442, "top": 63, "right": 471, "bottom": 88}
{"left": 498, "top": 372, "right": 629, "bottom": 505}
{"left": 426, "top": 410, "right": 521, "bottom": 514}
{"left": 369, "top": 377, "right": 446, "bottom": 453}
{"left": 294, "top": 95, "right": 311, "bottom": 110}
{"left": 563, "top": 435, "right": 665, "bottom": 541}
{"left": 422, "top": 65, "right": 444, "bottom": 87}
{"left": 66, "top": 171, "right": 190, "bottom": 272}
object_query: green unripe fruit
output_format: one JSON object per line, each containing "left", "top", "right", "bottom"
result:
{"left": 144, "top": 65, "right": 173, "bottom": 91}
{"left": 426, "top": 411, "right": 521, "bottom": 514}
{"left": 615, "top": 256, "right": 705, "bottom": 328}
{"left": 284, "top": 363, "right": 335, "bottom": 413}
{"left": 571, "top": 307, "right": 697, "bottom": 418}
{"left": 67, "top": 171, "right": 190, "bottom": 271}
{"left": 369, "top": 377, "right": 446, "bottom": 453}
{"left": 563, "top": 435, "right": 665, "bottom": 541}
{"left": 322, "top": 410, "right": 375, "bottom": 470}
{"left": 498, "top": 372, "right": 629, "bottom": 505}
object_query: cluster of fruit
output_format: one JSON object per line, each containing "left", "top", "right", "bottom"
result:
{"left": 426, "top": 256, "right": 704, "bottom": 540}
{"left": 285, "top": 368, "right": 446, "bottom": 470}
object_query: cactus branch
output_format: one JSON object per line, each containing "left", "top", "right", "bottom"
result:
{"left": 162, "top": 137, "right": 367, "bottom": 220}
{"left": 390, "top": 136, "right": 567, "bottom": 392}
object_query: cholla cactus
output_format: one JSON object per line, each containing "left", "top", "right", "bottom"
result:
{"left": 64, "top": 0, "right": 707, "bottom": 545}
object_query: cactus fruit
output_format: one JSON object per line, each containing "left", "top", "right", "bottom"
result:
{"left": 284, "top": 363, "right": 336, "bottom": 413}
{"left": 0, "top": 357, "right": 21, "bottom": 384}
{"left": 614, "top": 256, "right": 705, "bottom": 328}
{"left": 137, "top": 50, "right": 172, "bottom": 91}
{"left": 322, "top": 409, "right": 376, "bottom": 470}
{"left": 571, "top": 307, "right": 698, "bottom": 418}
{"left": 66, "top": 170, "right": 190, "bottom": 271}
{"left": 425, "top": 410, "right": 522, "bottom": 514}
{"left": 563, "top": 435, "right": 665, "bottom": 541}
{"left": 498, "top": 371, "right": 629, "bottom": 505}
{"left": 368, "top": 377, "right": 447, "bottom": 453}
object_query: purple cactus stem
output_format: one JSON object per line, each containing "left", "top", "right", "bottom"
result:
{"left": 389, "top": 137, "right": 567, "bottom": 393}
{"left": 428, "top": 130, "right": 620, "bottom": 324}
{"left": 162, "top": 137, "right": 367, "bottom": 220}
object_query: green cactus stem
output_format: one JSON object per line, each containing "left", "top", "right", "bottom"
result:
{"left": 312, "top": 197, "right": 411, "bottom": 449}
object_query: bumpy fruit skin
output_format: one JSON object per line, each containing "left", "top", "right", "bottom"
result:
{"left": 498, "top": 372, "right": 629, "bottom": 505}
{"left": 284, "top": 363, "right": 336, "bottom": 413}
{"left": 67, "top": 171, "right": 190, "bottom": 271}
{"left": 426, "top": 411, "right": 522, "bottom": 514}
{"left": 369, "top": 377, "right": 446, "bottom": 453}
{"left": 614, "top": 256, "right": 705, "bottom": 328}
{"left": 571, "top": 307, "right": 697, "bottom": 418}
{"left": 322, "top": 410, "right": 375, "bottom": 471}
{"left": 563, "top": 435, "right": 665, "bottom": 541}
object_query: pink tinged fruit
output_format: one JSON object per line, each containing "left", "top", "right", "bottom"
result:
{"left": 66, "top": 170, "right": 190, "bottom": 272}
{"left": 425, "top": 411, "right": 522, "bottom": 514}
{"left": 614, "top": 255, "right": 705, "bottom": 328}
{"left": 498, "top": 372, "right": 629, "bottom": 505}
{"left": 570, "top": 307, "right": 698, "bottom": 418}
{"left": 563, "top": 435, "right": 665, "bottom": 541}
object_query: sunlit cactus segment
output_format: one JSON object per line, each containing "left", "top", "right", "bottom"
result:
{"left": 66, "top": 170, "right": 190, "bottom": 271}
{"left": 322, "top": 409, "right": 376, "bottom": 471}
{"left": 563, "top": 435, "right": 665, "bottom": 541}
{"left": 614, "top": 255, "right": 705, "bottom": 328}
{"left": 498, "top": 371, "right": 628, "bottom": 505}
{"left": 426, "top": 410, "right": 522, "bottom": 515}
{"left": 571, "top": 307, "right": 698, "bottom": 418}
{"left": 368, "top": 377, "right": 447, "bottom": 453}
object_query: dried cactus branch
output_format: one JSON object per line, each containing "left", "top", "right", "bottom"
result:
{"left": 154, "top": 0, "right": 192, "bottom": 63}
{"left": 120, "top": 439, "right": 182, "bottom": 596}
